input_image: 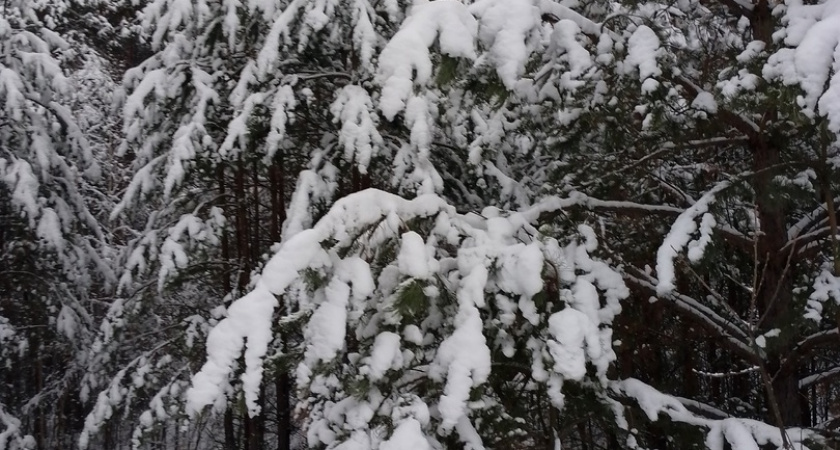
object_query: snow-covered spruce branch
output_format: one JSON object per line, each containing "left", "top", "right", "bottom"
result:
{"left": 186, "top": 188, "right": 628, "bottom": 448}
{"left": 784, "top": 329, "right": 840, "bottom": 372}
{"left": 692, "top": 366, "right": 759, "bottom": 378}
{"left": 623, "top": 268, "right": 758, "bottom": 363}
{"left": 788, "top": 200, "right": 840, "bottom": 240}
{"left": 799, "top": 366, "right": 840, "bottom": 389}
{"left": 528, "top": 192, "right": 753, "bottom": 253}
{"left": 612, "top": 378, "right": 815, "bottom": 450}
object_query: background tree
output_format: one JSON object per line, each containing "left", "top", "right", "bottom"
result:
{"left": 0, "top": 0, "right": 121, "bottom": 447}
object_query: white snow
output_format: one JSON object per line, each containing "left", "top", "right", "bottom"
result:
{"left": 765, "top": 0, "right": 840, "bottom": 132}
{"left": 656, "top": 181, "right": 729, "bottom": 294}
{"left": 546, "top": 307, "right": 601, "bottom": 382}
{"left": 380, "top": 418, "right": 431, "bottom": 450}
{"left": 691, "top": 92, "right": 718, "bottom": 114}
{"left": 377, "top": 1, "right": 478, "bottom": 120}
{"left": 614, "top": 378, "right": 815, "bottom": 450}
{"left": 436, "top": 264, "right": 491, "bottom": 431}
{"left": 625, "top": 25, "right": 662, "bottom": 82}
{"left": 397, "top": 231, "right": 437, "bottom": 280}
{"left": 330, "top": 85, "right": 383, "bottom": 174}
{"left": 363, "top": 332, "right": 403, "bottom": 381}
{"left": 187, "top": 284, "right": 279, "bottom": 416}
{"left": 806, "top": 268, "right": 840, "bottom": 321}
{"left": 470, "top": 0, "right": 541, "bottom": 89}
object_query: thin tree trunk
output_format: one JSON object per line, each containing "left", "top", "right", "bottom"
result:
{"left": 752, "top": 135, "right": 801, "bottom": 429}
{"left": 219, "top": 166, "right": 238, "bottom": 450}
{"left": 224, "top": 408, "right": 236, "bottom": 450}
{"left": 276, "top": 374, "right": 291, "bottom": 450}
{"left": 270, "top": 155, "right": 292, "bottom": 450}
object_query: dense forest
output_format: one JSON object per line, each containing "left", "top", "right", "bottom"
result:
{"left": 3, "top": 0, "right": 840, "bottom": 449}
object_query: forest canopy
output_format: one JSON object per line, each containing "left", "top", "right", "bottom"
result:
{"left": 3, "top": 0, "right": 840, "bottom": 449}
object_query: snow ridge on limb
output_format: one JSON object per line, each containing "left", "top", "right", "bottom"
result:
{"left": 188, "top": 188, "right": 628, "bottom": 448}
{"left": 656, "top": 180, "right": 730, "bottom": 294}
{"left": 612, "top": 379, "right": 817, "bottom": 450}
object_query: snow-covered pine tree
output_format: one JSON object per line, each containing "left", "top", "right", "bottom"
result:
{"left": 520, "top": 0, "right": 840, "bottom": 440}
{"left": 0, "top": 0, "right": 120, "bottom": 447}
{"left": 95, "top": 0, "right": 566, "bottom": 447}
{"left": 178, "top": 0, "right": 840, "bottom": 449}
{"left": 188, "top": 190, "right": 628, "bottom": 449}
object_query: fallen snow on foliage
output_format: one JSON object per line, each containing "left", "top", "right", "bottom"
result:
{"left": 765, "top": 0, "right": 840, "bottom": 132}
{"left": 330, "top": 85, "right": 383, "bottom": 175}
{"left": 805, "top": 268, "right": 840, "bottom": 321}
{"left": 469, "top": 0, "right": 541, "bottom": 89}
{"left": 614, "top": 378, "right": 816, "bottom": 450}
{"left": 657, "top": 181, "right": 729, "bottom": 294}
{"left": 377, "top": 1, "right": 478, "bottom": 120}
{"left": 625, "top": 25, "right": 662, "bottom": 83}
{"left": 189, "top": 188, "right": 628, "bottom": 449}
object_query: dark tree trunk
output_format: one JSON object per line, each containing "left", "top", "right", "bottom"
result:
{"left": 224, "top": 408, "right": 236, "bottom": 450}
{"left": 276, "top": 374, "right": 292, "bottom": 450}
{"left": 752, "top": 136, "right": 803, "bottom": 426}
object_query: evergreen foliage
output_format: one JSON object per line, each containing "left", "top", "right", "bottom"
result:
{"left": 4, "top": 0, "right": 840, "bottom": 449}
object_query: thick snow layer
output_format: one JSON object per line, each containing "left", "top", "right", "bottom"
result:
{"left": 765, "top": 0, "right": 840, "bottom": 132}
{"left": 547, "top": 308, "right": 591, "bottom": 380}
{"left": 330, "top": 85, "right": 383, "bottom": 174}
{"left": 187, "top": 284, "right": 278, "bottom": 416}
{"left": 470, "top": 0, "right": 541, "bottom": 89}
{"left": 436, "top": 263, "right": 491, "bottom": 431}
{"left": 378, "top": 1, "right": 477, "bottom": 120}
{"left": 398, "top": 231, "right": 437, "bottom": 280}
{"left": 805, "top": 268, "right": 840, "bottom": 321}
{"left": 188, "top": 191, "right": 451, "bottom": 415}
{"left": 188, "top": 187, "right": 632, "bottom": 450}
{"left": 548, "top": 19, "right": 594, "bottom": 93}
{"left": 363, "top": 332, "right": 403, "bottom": 381}
{"left": 625, "top": 25, "right": 662, "bottom": 82}
{"left": 614, "top": 378, "right": 815, "bottom": 450}
{"left": 380, "top": 418, "right": 431, "bottom": 450}
{"left": 656, "top": 181, "right": 729, "bottom": 294}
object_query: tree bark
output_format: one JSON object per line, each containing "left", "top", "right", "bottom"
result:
{"left": 752, "top": 137, "right": 802, "bottom": 426}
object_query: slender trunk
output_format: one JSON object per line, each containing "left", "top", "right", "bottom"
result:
{"left": 243, "top": 414, "right": 252, "bottom": 450}
{"left": 746, "top": 0, "right": 799, "bottom": 416}
{"left": 819, "top": 128, "right": 840, "bottom": 277}
{"left": 235, "top": 158, "right": 250, "bottom": 290}
{"left": 236, "top": 158, "right": 254, "bottom": 449}
{"left": 276, "top": 374, "right": 291, "bottom": 450}
{"left": 256, "top": 387, "right": 266, "bottom": 450}
{"left": 269, "top": 162, "right": 280, "bottom": 243}
{"left": 249, "top": 158, "right": 265, "bottom": 450}
{"left": 271, "top": 155, "right": 292, "bottom": 450}
{"left": 251, "top": 158, "right": 260, "bottom": 264}
{"left": 753, "top": 136, "right": 801, "bottom": 427}
{"left": 219, "top": 166, "right": 237, "bottom": 450}
{"left": 224, "top": 408, "right": 236, "bottom": 450}
{"left": 219, "top": 165, "right": 232, "bottom": 296}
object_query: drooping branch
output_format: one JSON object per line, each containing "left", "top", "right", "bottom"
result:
{"left": 623, "top": 268, "right": 759, "bottom": 365}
